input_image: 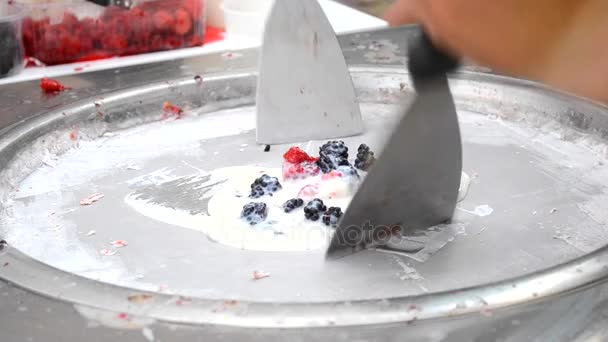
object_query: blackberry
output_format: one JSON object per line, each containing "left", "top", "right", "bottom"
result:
{"left": 304, "top": 199, "right": 327, "bottom": 221}
{"left": 282, "top": 198, "right": 304, "bottom": 213}
{"left": 316, "top": 152, "right": 350, "bottom": 173}
{"left": 354, "top": 144, "right": 376, "bottom": 171}
{"left": 249, "top": 174, "right": 282, "bottom": 198}
{"left": 241, "top": 202, "right": 269, "bottom": 225}
{"left": 319, "top": 140, "right": 348, "bottom": 159}
{"left": 322, "top": 207, "right": 343, "bottom": 226}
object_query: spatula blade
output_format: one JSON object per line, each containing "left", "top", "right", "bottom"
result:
{"left": 326, "top": 30, "right": 462, "bottom": 259}
{"left": 256, "top": 0, "right": 363, "bottom": 145}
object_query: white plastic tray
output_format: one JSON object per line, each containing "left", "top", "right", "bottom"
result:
{"left": 0, "top": 0, "right": 386, "bottom": 85}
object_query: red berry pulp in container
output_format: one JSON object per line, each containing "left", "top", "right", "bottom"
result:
{"left": 22, "top": 0, "right": 206, "bottom": 66}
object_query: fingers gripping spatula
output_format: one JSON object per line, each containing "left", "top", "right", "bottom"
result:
{"left": 326, "top": 28, "right": 462, "bottom": 259}
{"left": 256, "top": 0, "right": 364, "bottom": 144}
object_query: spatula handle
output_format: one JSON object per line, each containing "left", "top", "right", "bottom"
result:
{"left": 85, "top": 0, "right": 112, "bottom": 6}
{"left": 407, "top": 28, "right": 459, "bottom": 79}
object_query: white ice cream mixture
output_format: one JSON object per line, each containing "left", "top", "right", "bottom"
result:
{"left": 125, "top": 160, "right": 471, "bottom": 252}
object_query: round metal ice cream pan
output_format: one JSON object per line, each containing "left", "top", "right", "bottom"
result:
{"left": 2, "top": 64, "right": 608, "bottom": 341}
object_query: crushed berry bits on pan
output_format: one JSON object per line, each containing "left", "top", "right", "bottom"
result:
{"left": 162, "top": 101, "right": 183, "bottom": 119}
{"left": 241, "top": 202, "right": 269, "bottom": 225}
{"left": 304, "top": 198, "right": 326, "bottom": 221}
{"left": 250, "top": 174, "right": 282, "bottom": 198}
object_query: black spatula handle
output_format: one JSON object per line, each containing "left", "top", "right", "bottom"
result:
{"left": 85, "top": 0, "right": 132, "bottom": 8}
{"left": 407, "top": 28, "right": 459, "bottom": 80}
{"left": 85, "top": 0, "right": 112, "bottom": 6}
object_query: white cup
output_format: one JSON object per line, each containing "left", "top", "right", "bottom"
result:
{"left": 222, "top": 0, "right": 274, "bottom": 40}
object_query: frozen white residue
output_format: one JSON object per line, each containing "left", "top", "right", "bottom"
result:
{"left": 126, "top": 168, "right": 179, "bottom": 187}
{"left": 391, "top": 255, "right": 423, "bottom": 281}
{"left": 142, "top": 327, "right": 155, "bottom": 341}
{"left": 125, "top": 164, "right": 141, "bottom": 171}
{"left": 474, "top": 205, "right": 494, "bottom": 217}
{"left": 378, "top": 223, "right": 464, "bottom": 263}
{"left": 13, "top": 107, "right": 255, "bottom": 197}
{"left": 459, "top": 205, "right": 494, "bottom": 217}
{"left": 458, "top": 172, "right": 471, "bottom": 202}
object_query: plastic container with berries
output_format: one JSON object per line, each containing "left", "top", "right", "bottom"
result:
{"left": 0, "top": 2, "right": 25, "bottom": 78}
{"left": 18, "top": 0, "right": 206, "bottom": 66}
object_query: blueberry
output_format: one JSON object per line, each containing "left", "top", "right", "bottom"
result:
{"left": 283, "top": 198, "right": 304, "bottom": 213}
{"left": 322, "top": 207, "right": 343, "bottom": 226}
{"left": 241, "top": 202, "right": 269, "bottom": 225}
{"left": 354, "top": 144, "right": 376, "bottom": 171}
{"left": 304, "top": 198, "right": 327, "bottom": 221}
{"left": 249, "top": 174, "right": 282, "bottom": 198}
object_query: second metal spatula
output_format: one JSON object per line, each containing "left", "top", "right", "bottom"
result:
{"left": 326, "top": 29, "right": 462, "bottom": 259}
{"left": 256, "top": 0, "right": 363, "bottom": 145}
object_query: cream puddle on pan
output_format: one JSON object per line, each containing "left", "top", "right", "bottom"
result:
{"left": 125, "top": 160, "right": 471, "bottom": 252}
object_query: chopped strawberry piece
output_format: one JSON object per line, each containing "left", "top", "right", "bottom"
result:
{"left": 129, "top": 7, "right": 145, "bottom": 18}
{"left": 62, "top": 12, "right": 79, "bottom": 30}
{"left": 153, "top": 10, "right": 174, "bottom": 31}
{"left": 102, "top": 34, "right": 129, "bottom": 52}
{"left": 174, "top": 9, "right": 192, "bottom": 35}
{"left": 252, "top": 270, "right": 270, "bottom": 281}
{"left": 283, "top": 147, "right": 317, "bottom": 164}
{"left": 40, "top": 78, "right": 70, "bottom": 93}
{"left": 165, "top": 35, "right": 183, "bottom": 49}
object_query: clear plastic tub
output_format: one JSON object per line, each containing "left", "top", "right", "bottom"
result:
{"left": 0, "top": 3, "right": 25, "bottom": 78}
{"left": 19, "top": 0, "right": 206, "bottom": 66}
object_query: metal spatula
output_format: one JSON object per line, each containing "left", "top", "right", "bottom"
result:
{"left": 256, "top": 0, "right": 364, "bottom": 145}
{"left": 326, "top": 28, "right": 461, "bottom": 259}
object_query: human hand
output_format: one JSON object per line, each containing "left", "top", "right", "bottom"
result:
{"left": 384, "top": 0, "right": 608, "bottom": 103}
